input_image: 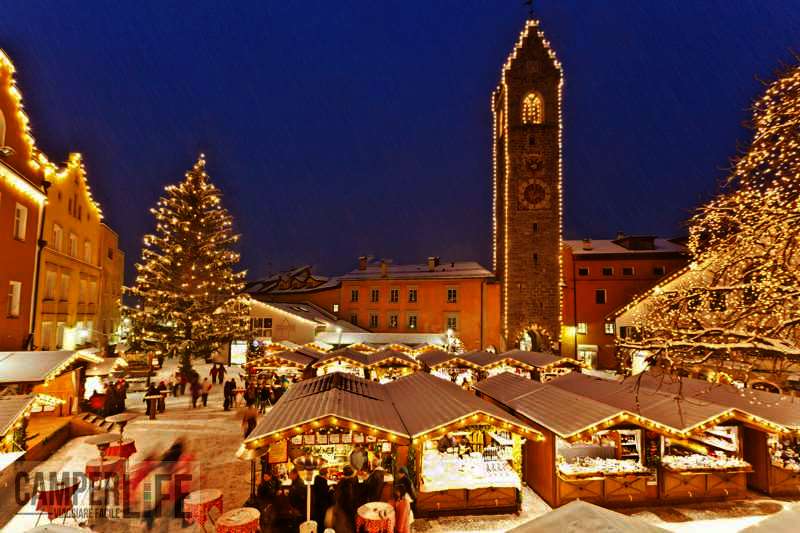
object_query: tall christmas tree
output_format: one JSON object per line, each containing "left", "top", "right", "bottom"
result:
{"left": 621, "top": 63, "right": 800, "bottom": 380}
{"left": 128, "top": 155, "right": 248, "bottom": 375}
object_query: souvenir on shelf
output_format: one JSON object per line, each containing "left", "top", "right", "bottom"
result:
{"left": 661, "top": 453, "right": 751, "bottom": 472}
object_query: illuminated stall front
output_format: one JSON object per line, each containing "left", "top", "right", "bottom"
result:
{"left": 311, "top": 348, "right": 370, "bottom": 378}
{"left": 365, "top": 349, "right": 421, "bottom": 383}
{"left": 244, "top": 349, "right": 318, "bottom": 382}
{"left": 418, "top": 349, "right": 483, "bottom": 386}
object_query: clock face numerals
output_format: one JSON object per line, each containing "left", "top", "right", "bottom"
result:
{"left": 518, "top": 178, "right": 550, "bottom": 210}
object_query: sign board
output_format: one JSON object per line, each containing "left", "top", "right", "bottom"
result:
{"left": 268, "top": 439, "right": 288, "bottom": 463}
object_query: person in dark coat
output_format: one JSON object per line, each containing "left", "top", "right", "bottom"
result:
{"left": 257, "top": 470, "right": 279, "bottom": 503}
{"left": 394, "top": 466, "right": 416, "bottom": 504}
{"left": 156, "top": 381, "right": 167, "bottom": 412}
{"left": 144, "top": 384, "right": 158, "bottom": 417}
{"left": 311, "top": 474, "right": 331, "bottom": 528}
{"left": 364, "top": 462, "right": 386, "bottom": 503}
{"left": 217, "top": 363, "right": 227, "bottom": 384}
{"left": 190, "top": 379, "right": 201, "bottom": 408}
{"left": 288, "top": 469, "right": 307, "bottom": 521}
{"left": 223, "top": 379, "right": 233, "bottom": 410}
{"left": 335, "top": 466, "right": 358, "bottom": 529}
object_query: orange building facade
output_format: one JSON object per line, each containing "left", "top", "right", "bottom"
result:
{"left": 0, "top": 51, "right": 48, "bottom": 350}
{"left": 561, "top": 236, "right": 688, "bottom": 370}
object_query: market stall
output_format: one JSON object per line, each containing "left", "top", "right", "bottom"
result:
{"left": 385, "top": 372, "right": 542, "bottom": 516}
{"left": 418, "top": 349, "right": 483, "bottom": 386}
{"left": 476, "top": 371, "right": 759, "bottom": 507}
{"left": 311, "top": 348, "right": 370, "bottom": 377}
{"left": 365, "top": 349, "right": 421, "bottom": 383}
{"left": 244, "top": 349, "right": 317, "bottom": 381}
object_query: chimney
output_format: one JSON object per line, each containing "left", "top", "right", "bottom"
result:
{"left": 616, "top": 231, "right": 625, "bottom": 240}
{"left": 358, "top": 256, "right": 368, "bottom": 271}
{"left": 427, "top": 256, "right": 440, "bottom": 271}
{"left": 582, "top": 238, "right": 593, "bottom": 251}
{"left": 380, "top": 260, "right": 388, "bottom": 277}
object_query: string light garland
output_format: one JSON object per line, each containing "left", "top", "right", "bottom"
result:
{"left": 617, "top": 62, "right": 800, "bottom": 381}
{"left": 126, "top": 154, "right": 248, "bottom": 374}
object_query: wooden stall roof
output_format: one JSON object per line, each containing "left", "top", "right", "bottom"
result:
{"left": 244, "top": 372, "right": 408, "bottom": 445}
{"left": 416, "top": 349, "right": 456, "bottom": 368}
{"left": 0, "top": 395, "right": 34, "bottom": 436}
{"left": 366, "top": 349, "right": 421, "bottom": 369}
{"left": 244, "top": 371, "right": 542, "bottom": 449}
{"left": 475, "top": 373, "right": 624, "bottom": 438}
{"left": 245, "top": 349, "right": 315, "bottom": 369}
{"left": 311, "top": 347, "right": 370, "bottom": 368}
{"left": 384, "top": 372, "right": 537, "bottom": 439}
{"left": 0, "top": 350, "right": 103, "bottom": 384}
{"left": 462, "top": 350, "right": 502, "bottom": 367}
{"left": 499, "top": 350, "right": 584, "bottom": 369}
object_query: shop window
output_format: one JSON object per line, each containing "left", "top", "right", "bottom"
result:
{"left": 7, "top": 281, "right": 21, "bottom": 317}
{"left": 350, "top": 289, "right": 359, "bottom": 302}
{"left": 653, "top": 266, "right": 666, "bottom": 276}
{"left": 522, "top": 92, "right": 544, "bottom": 125}
{"left": 370, "top": 288, "right": 379, "bottom": 303}
{"left": 604, "top": 322, "right": 615, "bottom": 335}
{"left": 577, "top": 322, "right": 588, "bottom": 334}
{"left": 602, "top": 267, "right": 613, "bottom": 277}
{"left": 595, "top": 289, "right": 606, "bottom": 304}
{"left": 13, "top": 203, "right": 27, "bottom": 240}
{"left": 578, "top": 268, "right": 589, "bottom": 276}
{"left": 622, "top": 267, "right": 634, "bottom": 276}
{"left": 447, "top": 287, "right": 458, "bottom": 304}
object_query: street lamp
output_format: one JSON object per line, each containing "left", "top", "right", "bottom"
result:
{"left": 293, "top": 454, "right": 326, "bottom": 528}
{"left": 336, "top": 326, "right": 343, "bottom": 348}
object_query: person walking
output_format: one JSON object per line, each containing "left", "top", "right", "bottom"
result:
{"left": 156, "top": 381, "right": 167, "bottom": 413}
{"left": 190, "top": 378, "right": 201, "bottom": 408}
{"left": 392, "top": 485, "right": 412, "bottom": 533}
{"left": 210, "top": 364, "right": 219, "bottom": 385}
{"left": 223, "top": 378, "right": 234, "bottom": 411}
{"left": 242, "top": 401, "right": 258, "bottom": 438}
{"left": 201, "top": 377, "right": 212, "bottom": 407}
{"left": 144, "top": 384, "right": 158, "bottom": 417}
{"left": 258, "top": 385, "right": 270, "bottom": 413}
{"left": 311, "top": 474, "right": 331, "bottom": 529}
{"left": 217, "top": 363, "right": 227, "bottom": 385}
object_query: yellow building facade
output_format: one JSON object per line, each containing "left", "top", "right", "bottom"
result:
{"left": 34, "top": 153, "right": 122, "bottom": 351}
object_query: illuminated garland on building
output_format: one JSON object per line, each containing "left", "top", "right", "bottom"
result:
{"left": 619, "top": 63, "right": 800, "bottom": 378}
{"left": 127, "top": 155, "right": 248, "bottom": 373}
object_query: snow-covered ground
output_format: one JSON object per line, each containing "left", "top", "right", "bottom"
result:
{"left": 2, "top": 358, "right": 798, "bottom": 532}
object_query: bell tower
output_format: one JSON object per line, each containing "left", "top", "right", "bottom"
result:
{"left": 492, "top": 19, "right": 563, "bottom": 351}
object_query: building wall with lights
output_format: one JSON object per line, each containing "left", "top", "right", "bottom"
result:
{"left": 98, "top": 223, "right": 124, "bottom": 345}
{"left": 492, "top": 20, "right": 563, "bottom": 351}
{"left": 0, "top": 51, "right": 47, "bottom": 350}
{"left": 561, "top": 237, "right": 688, "bottom": 370}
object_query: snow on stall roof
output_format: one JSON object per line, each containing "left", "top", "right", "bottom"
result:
{"left": 508, "top": 499, "right": 668, "bottom": 533}
{"left": 0, "top": 351, "right": 102, "bottom": 384}
{"left": 0, "top": 395, "right": 34, "bottom": 437}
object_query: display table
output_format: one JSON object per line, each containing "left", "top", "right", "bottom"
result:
{"left": 35, "top": 478, "right": 81, "bottom": 521}
{"left": 184, "top": 488, "right": 223, "bottom": 530}
{"left": 416, "top": 486, "right": 517, "bottom": 516}
{"left": 216, "top": 507, "right": 260, "bottom": 533}
{"left": 660, "top": 465, "right": 751, "bottom": 501}
{"left": 556, "top": 470, "right": 650, "bottom": 506}
{"left": 356, "top": 501, "right": 395, "bottom": 533}
{"left": 106, "top": 438, "right": 137, "bottom": 460}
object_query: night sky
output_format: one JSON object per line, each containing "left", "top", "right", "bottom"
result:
{"left": 2, "top": 1, "right": 797, "bottom": 283}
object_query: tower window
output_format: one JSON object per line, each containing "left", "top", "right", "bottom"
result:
{"left": 532, "top": 223, "right": 538, "bottom": 233}
{"left": 522, "top": 92, "right": 544, "bottom": 125}
{"left": 595, "top": 289, "right": 607, "bottom": 304}
{"left": 602, "top": 267, "right": 613, "bottom": 277}
{"left": 578, "top": 268, "right": 589, "bottom": 276}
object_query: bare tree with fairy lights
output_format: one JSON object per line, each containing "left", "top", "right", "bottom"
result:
{"left": 128, "top": 155, "right": 248, "bottom": 376}
{"left": 620, "top": 62, "right": 800, "bottom": 383}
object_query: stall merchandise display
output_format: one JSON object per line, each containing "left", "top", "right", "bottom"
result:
{"left": 557, "top": 457, "right": 649, "bottom": 478}
{"left": 690, "top": 426, "right": 739, "bottom": 453}
{"left": 769, "top": 436, "right": 800, "bottom": 471}
{"left": 420, "top": 450, "right": 520, "bottom": 492}
{"left": 661, "top": 453, "right": 750, "bottom": 472}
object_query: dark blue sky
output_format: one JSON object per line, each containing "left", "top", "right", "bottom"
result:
{"left": 2, "top": 1, "right": 797, "bottom": 282}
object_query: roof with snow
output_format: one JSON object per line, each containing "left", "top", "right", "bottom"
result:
{"left": 0, "top": 395, "right": 35, "bottom": 437}
{"left": 339, "top": 260, "right": 493, "bottom": 281}
{"left": 565, "top": 237, "right": 687, "bottom": 256}
{"left": 0, "top": 350, "right": 104, "bottom": 384}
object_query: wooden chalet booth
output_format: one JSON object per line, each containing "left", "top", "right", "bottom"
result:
{"left": 418, "top": 349, "right": 484, "bottom": 386}
{"left": 244, "top": 348, "right": 318, "bottom": 381}
{"left": 240, "top": 371, "right": 542, "bottom": 518}
{"left": 311, "top": 347, "right": 371, "bottom": 377}
{"left": 384, "top": 373, "right": 542, "bottom": 517}
{"left": 468, "top": 350, "right": 584, "bottom": 382}
{"left": 365, "top": 349, "right": 421, "bottom": 383}
{"left": 475, "top": 371, "right": 767, "bottom": 507}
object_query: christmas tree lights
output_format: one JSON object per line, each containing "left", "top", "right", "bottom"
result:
{"left": 127, "top": 155, "right": 248, "bottom": 375}
{"left": 620, "top": 63, "right": 800, "bottom": 382}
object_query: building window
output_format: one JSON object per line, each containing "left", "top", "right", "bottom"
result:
{"left": 408, "top": 288, "right": 417, "bottom": 304}
{"left": 578, "top": 268, "right": 589, "bottom": 276}
{"left": 69, "top": 234, "right": 78, "bottom": 257}
{"left": 388, "top": 313, "right": 399, "bottom": 329}
{"left": 249, "top": 317, "right": 273, "bottom": 338}
{"left": 446, "top": 314, "right": 458, "bottom": 332}
{"left": 622, "top": 267, "right": 634, "bottom": 276}
{"left": 350, "top": 313, "right": 358, "bottom": 325}
{"left": 369, "top": 313, "right": 379, "bottom": 328}
{"left": 52, "top": 224, "right": 63, "bottom": 252}
{"left": 79, "top": 279, "right": 88, "bottom": 303}
{"left": 89, "top": 280, "right": 97, "bottom": 303}
{"left": 407, "top": 313, "right": 418, "bottom": 329}
{"left": 44, "top": 271, "right": 57, "bottom": 300}
{"left": 7, "top": 281, "right": 21, "bottom": 317}
{"left": 446, "top": 288, "right": 458, "bottom": 304}
{"left": 107, "top": 247, "right": 114, "bottom": 260}
{"left": 370, "top": 288, "right": 379, "bottom": 303}
{"left": 602, "top": 267, "right": 613, "bottom": 277}
{"left": 532, "top": 222, "right": 539, "bottom": 233}
{"left": 533, "top": 253, "right": 539, "bottom": 265}
{"left": 84, "top": 241, "right": 92, "bottom": 263}
{"left": 577, "top": 322, "right": 588, "bottom": 334}
{"left": 56, "top": 322, "right": 65, "bottom": 349}
{"left": 350, "top": 289, "right": 359, "bottom": 302}
{"left": 522, "top": 92, "right": 544, "bottom": 125}
{"left": 60, "top": 274, "right": 70, "bottom": 301}
{"left": 604, "top": 322, "right": 615, "bottom": 335}
{"left": 332, "top": 303, "right": 339, "bottom": 313}
{"left": 389, "top": 288, "right": 399, "bottom": 303}
{"left": 595, "top": 289, "right": 607, "bottom": 304}
{"left": 653, "top": 266, "right": 666, "bottom": 276}
{"left": 41, "top": 322, "right": 54, "bottom": 350}
{"left": 13, "top": 203, "right": 27, "bottom": 240}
